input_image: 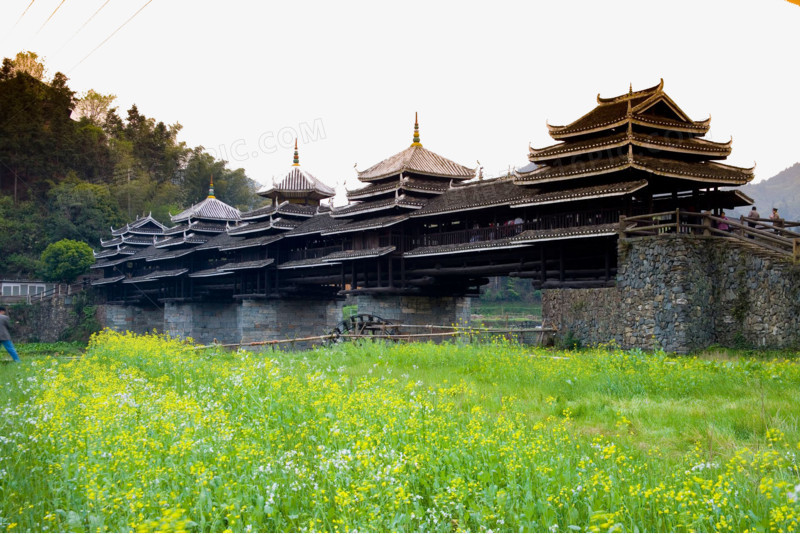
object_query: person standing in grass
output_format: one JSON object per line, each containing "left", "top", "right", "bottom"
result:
{"left": 0, "top": 306, "right": 20, "bottom": 363}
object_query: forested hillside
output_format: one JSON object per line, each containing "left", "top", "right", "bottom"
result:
{"left": 0, "top": 52, "right": 265, "bottom": 278}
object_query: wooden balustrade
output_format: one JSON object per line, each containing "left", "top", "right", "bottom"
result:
{"left": 619, "top": 210, "right": 800, "bottom": 262}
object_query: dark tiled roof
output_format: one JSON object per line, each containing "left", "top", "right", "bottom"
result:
{"left": 240, "top": 204, "right": 278, "bottom": 220}
{"left": 91, "top": 275, "right": 125, "bottom": 286}
{"left": 188, "top": 268, "right": 233, "bottom": 279}
{"left": 146, "top": 248, "right": 196, "bottom": 262}
{"left": 514, "top": 153, "right": 631, "bottom": 184}
{"left": 515, "top": 153, "right": 752, "bottom": 185}
{"left": 277, "top": 203, "right": 317, "bottom": 216}
{"left": 220, "top": 258, "right": 275, "bottom": 271}
{"left": 155, "top": 235, "right": 208, "bottom": 248}
{"left": 404, "top": 237, "right": 530, "bottom": 258}
{"left": 321, "top": 214, "right": 408, "bottom": 235}
{"left": 514, "top": 224, "right": 619, "bottom": 243}
{"left": 277, "top": 257, "right": 342, "bottom": 270}
{"left": 123, "top": 235, "right": 162, "bottom": 246}
{"left": 193, "top": 232, "right": 243, "bottom": 251}
{"left": 323, "top": 246, "right": 395, "bottom": 261}
{"left": 219, "top": 234, "right": 283, "bottom": 252}
{"left": 510, "top": 180, "right": 649, "bottom": 207}
{"left": 331, "top": 194, "right": 427, "bottom": 218}
{"left": 191, "top": 222, "right": 229, "bottom": 233}
{"left": 163, "top": 223, "right": 192, "bottom": 236}
{"left": 530, "top": 131, "right": 733, "bottom": 163}
{"left": 258, "top": 166, "right": 335, "bottom": 198}
{"left": 357, "top": 145, "right": 475, "bottom": 182}
{"left": 99, "top": 237, "right": 123, "bottom": 247}
{"left": 188, "top": 258, "right": 275, "bottom": 278}
{"left": 93, "top": 246, "right": 136, "bottom": 259}
{"left": 346, "top": 177, "right": 450, "bottom": 201}
{"left": 171, "top": 196, "right": 241, "bottom": 223}
{"left": 403, "top": 224, "right": 618, "bottom": 258}
{"left": 241, "top": 202, "right": 317, "bottom": 221}
{"left": 411, "top": 178, "right": 538, "bottom": 217}
{"left": 271, "top": 218, "right": 301, "bottom": 230}
{"left": 127, "top": 226, "right": 166, "bottom": 235}
{"left": 228, "top": 219, "right": 282, "bottom": 235}
{"left": 632, "top": 155, "right": 753, "bottom": 185}
{"left": 123, "top": 268, "right": 188, "bottom": 284}
{"left": 547, "top": 81, "right": 710, "bottom": 139}
{"left": 284, "top": 213, "right": 351, "bottom": 237}
{"left": 110, "top": 214, "right": 168, "bottom": 236}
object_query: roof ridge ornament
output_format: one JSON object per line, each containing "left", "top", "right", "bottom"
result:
{"left": 292, "top": 139, "right": 300, "bottom": 166}
{"left": 208, "top": 175, "right": 216, "bottom": 199}
{"left": 411, "top": 112, "right": 422, "bottom": 147}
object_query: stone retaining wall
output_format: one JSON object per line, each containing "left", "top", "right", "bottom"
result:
{"left": 543, "top": 235, "right": 800, "bottom": 352}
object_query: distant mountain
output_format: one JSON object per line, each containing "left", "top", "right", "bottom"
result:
{"left": 736, "top": 163, "right": 800, "bottom": 222}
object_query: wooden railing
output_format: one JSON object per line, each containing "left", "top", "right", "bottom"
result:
{"left": 1, "top": 279, "right": 93, "bottom": 304}
{"left": 620, "top": 210, "right": 800, "bottom": 262}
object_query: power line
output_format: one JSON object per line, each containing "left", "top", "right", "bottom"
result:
{"left": 70, "top": 0, "right": 152, "bottom": 72}
{"left": 12, "top": 0, "right": 37, "bottom": 32}
{"left": 36, "top": 0, "right": 68, "bottom": 35}
{"left": 53, "top": 0, "right": 112, "bottom": 57}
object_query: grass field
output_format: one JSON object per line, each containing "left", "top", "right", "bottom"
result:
{"left": 1, "top": 331, "right": 799, "bottom": 532}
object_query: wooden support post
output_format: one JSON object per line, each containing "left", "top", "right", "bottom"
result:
{"left": 675, "top": 208, "right": 681, "bottom": 234}
{"left": 618, "top": 214, "right": 627, "bottom": 238}
{"left": 388, "top": 257, "right": 394, "bottom": 288}
{"left": 702, "top": 212, "right": 712, "bottom": 236}
{"left": 540, "top": 246, "right": 546, "bottom": 286}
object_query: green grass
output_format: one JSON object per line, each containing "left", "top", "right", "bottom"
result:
{"left": 472, "top": 301, "right": 542, "bottom": 319}
{"left": 0, "top": 332, "right": 799, "bottom": 532}
{"left": 13, "top": 341, "right": 84, "bottom": 359}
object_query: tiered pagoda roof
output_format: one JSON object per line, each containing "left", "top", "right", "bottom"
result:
{"left": 339, "top": 114, "right": 476, "bottom": 219}
{"left": 256, "top": 140, "right": 336, "bottom": 204}
{"left": 516, "top": 80, "right": 754, "bottom": 192}
{"left": 171, "top": 178, "right": 242, "bottom": 223}
{"left": 232, "top": 145, "right": 335, "bottom": 253}
{"left": 91, "top": 214, "right": 170, "bottom": 283}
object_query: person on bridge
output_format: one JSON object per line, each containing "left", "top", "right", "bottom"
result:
{"left": 0, "top": 307, "right": 20, "bottom": 363}
{"left": 718, "top": 211, "right": 730, "bottom": 232}
{"left": 770, "top": 208, "right": 783, "bottom": 233}
{"left": 747, "top": 206, "right": 760, "bottom": 237}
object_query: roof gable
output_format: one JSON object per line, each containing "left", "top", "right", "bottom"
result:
{"left": 357, "top": 144, "right": 476, "bottom": 182}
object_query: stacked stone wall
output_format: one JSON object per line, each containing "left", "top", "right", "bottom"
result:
{"left": 543, "top": 235, "right": 800, "bottom": 352}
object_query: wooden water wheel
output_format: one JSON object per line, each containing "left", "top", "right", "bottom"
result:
{"left": 328, "top": 313, "right": 399, "bottom": 343}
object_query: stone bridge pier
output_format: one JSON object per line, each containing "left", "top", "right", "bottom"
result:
{"left": 103, "top": 294, "right": 471, "bottom": 347}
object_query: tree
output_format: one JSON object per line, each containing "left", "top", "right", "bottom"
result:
{"left": 7, "top": 51, "right": 45, "bottom": 80}
{"left": 72, "top": 89, "right": 116, "bottom": 124}
{"left": 46, "top": 175, "right": 125, "bottom": 246}
{"left": 40, "top": 239, "right": 95, "bottom": 283}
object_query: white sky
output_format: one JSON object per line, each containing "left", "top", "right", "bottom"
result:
{"left": 1, "top": 0, "right": 798, "bottom": 200}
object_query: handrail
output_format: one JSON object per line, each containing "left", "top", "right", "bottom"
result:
{"left": 619, "top": 210, "right": 800, "bottom": 263}
{"left": 25, "top": 279, "right": 92, "bottom": 304}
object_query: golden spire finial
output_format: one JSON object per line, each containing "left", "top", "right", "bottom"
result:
{"left": 629, "top": 82, "right": 633, "bottom": 95}
{"left": 411, "top": 112, "right": 422, "bottom": 147}
{"left": 292, "top": 139, "right": 300, "bottom": 166}
{"left": 208, "top": 175, "right": 216, "bottom": 198}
